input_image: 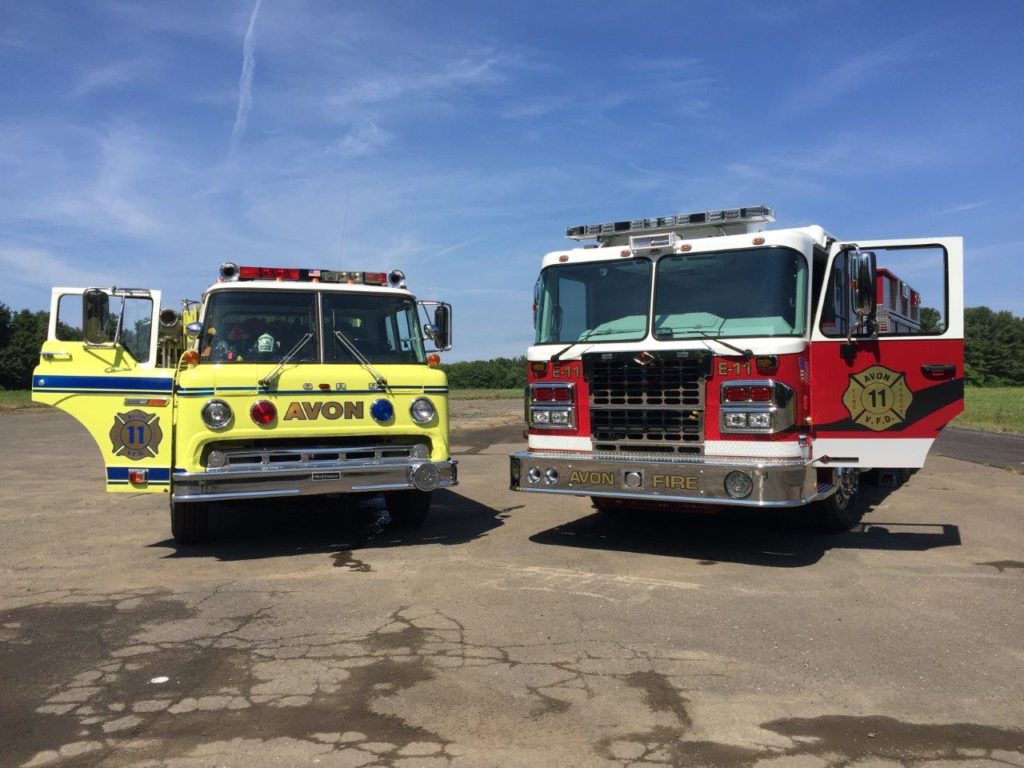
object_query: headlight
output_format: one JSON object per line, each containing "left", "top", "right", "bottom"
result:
{"left": 410, "top": 397, "right": 436, "bottom": 424}
{"left": 748, "top": 412, "right": 772, "bottom": 429}
{"left": 202, "top": 399, "right": 233, "bottom": 430}
{"left": 724, "top": 412, "right": 748, "bottom": 428}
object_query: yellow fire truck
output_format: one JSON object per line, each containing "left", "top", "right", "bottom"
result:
{"left": 33, "top": 264, "right": 456, "bottom": 544}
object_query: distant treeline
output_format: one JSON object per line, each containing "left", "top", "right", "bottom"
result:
{"left": 442, "top": 357, "right": 528, "bottom": 390}
{"left": 3, "top": 302, "right": 1024, "bottom": 389}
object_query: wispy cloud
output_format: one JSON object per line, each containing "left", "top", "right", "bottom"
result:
{"left": 74, "top": 59, "right": 152, "bottom": 96}
{"left": 936, "top": 201, "right": 987, "bottom": 215}
{"left": 328, "top": 53, "right": 506, "bottom": 113}
{"left": 329, "top": 122, "right": 392, "bottom": 159}
{"left": 229, "top": 0, "right": 263, "bottom": 158}
{"left": 0, "top": 246, "right": 111, "bottom": 290}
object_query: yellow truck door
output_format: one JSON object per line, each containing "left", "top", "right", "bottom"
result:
{"left": 32, "top": 287, "right": 176, "bottom": 494}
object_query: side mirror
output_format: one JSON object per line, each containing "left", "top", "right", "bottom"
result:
{"left": 432, "top": 304, "right": 452, "bottom": 351}
{"left": 83, "top": 289, "right": 112, "bottom": 345}
{"left": 850, "top": 249, "right": 877, "bottom": 338}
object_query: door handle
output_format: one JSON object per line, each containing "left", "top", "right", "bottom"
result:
{"left": 41, "top": 351, "right": 72, "bottom": 361}
{"left": 921, "top": 364, "right": 955, "bottom": 378}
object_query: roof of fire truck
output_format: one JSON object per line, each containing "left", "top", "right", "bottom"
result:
{"left": 545, "top": 206, "right": 836, "bottom": 268}
{"left": 204, "top": 264, "right": 414, "bottom": 297}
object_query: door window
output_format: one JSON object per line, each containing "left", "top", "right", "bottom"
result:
{"left": 820, "top": 245, "right": 948, "bottom": 337}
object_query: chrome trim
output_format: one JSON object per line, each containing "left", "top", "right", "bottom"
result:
{"left": 172, "top": 458, "right": 457, "bottom": 502}
{"left": 528, "top": 381, "right": 577, "bottom": 430}
{"left": 719, "top": 379, "right": 796, "bottom": 434}
{"left": 509, "top": 450, "right": 828, "bottom": 508}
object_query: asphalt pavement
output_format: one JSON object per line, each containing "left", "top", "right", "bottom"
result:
{"left": 1, "top": 403, "right": 1021, "bottom": 768}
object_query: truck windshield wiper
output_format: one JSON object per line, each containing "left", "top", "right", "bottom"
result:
{"left": 333, "top": 330, "right": 389, "bottom": 392}
{"left": 258, "top": 332, "right": 314, "bottom": 389}
{"left": 689, "top": 328, "right": 753, "bottom": 358}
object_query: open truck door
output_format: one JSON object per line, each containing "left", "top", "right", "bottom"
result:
{"left": 32, "top": 287, "right": 176, "bottom": 493}
{"left": 810, "top": 237, "right": 964, "bottom": 469}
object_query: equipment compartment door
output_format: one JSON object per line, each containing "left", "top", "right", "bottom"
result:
{"left": 32, "top": 288, "right": 176, "bottom": 493}
{"left": 810, "top": 238, "right": 964, "bottom": 468}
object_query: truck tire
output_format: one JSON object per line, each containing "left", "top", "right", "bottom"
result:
{"left": 386, "top": 491, "right": 432, "bottom": 527}
{"left": 807, "top": 468, "right": 863, "bottom": 533}
{"left": 171, "top": 501, "right": 209, "bottom": 545}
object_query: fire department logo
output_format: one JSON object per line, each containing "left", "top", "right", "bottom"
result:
{"left": 109, "top": 410, "right": 163, "bottom": 461}
{"left": 842, "top": 365, "right": 913, "bottom": 432}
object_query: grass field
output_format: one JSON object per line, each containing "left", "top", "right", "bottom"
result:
{"left": 952, "top": 387, "right": 1024, "bottom": 433}
{"left": 4, "top": 387, "right": 1022, "bottom": 432}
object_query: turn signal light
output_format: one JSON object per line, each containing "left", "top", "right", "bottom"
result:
{"left": 724, "top": 387, "right": 749, "bottom": 402}
{"left": 250, "top": 400, "right": 277, "bottom": 425}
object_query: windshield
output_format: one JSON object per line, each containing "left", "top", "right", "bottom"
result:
{"left": 654, "top": 247, "right": 807, "bottom": 339}
{"left": 323, "top": 293, "right": 425, "bottom": 364}
{"left": 199, "top": 290, "right": 425, "bottom": 364}
{"left": 201, "top": 290, "right": 318, "bottom": 364}
{"left": 535, "top": 259, "right": 652, "bottom": 344}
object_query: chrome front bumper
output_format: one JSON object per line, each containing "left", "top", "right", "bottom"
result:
{"left": 509, "top": 451, "right": 829, "bottom": 508}
{"left": 173, "top": 458, "right": 457, "bottom": 503}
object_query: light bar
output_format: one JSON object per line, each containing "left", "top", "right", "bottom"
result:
{"left": 566, "top": 206, "right": 775, "bottom": 241}
{"left": 221, "top": 263, "right": 398, "bottom": 285}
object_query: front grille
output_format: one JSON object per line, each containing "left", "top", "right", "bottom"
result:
{"left": 202, "top": 436, "right": 431, "bottom": 471}
{"left": 586, "top": 351, "right": 710, "bottom": 455}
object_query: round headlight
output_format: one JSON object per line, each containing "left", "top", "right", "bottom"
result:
{"left": 370, "top": 398, "right": 394, "bottom": 423}
{"left": 410, "top": 397, "right": 436, "bottom": 424}
{"left": 202, "top": 399, "right": 233, "bottom": 430}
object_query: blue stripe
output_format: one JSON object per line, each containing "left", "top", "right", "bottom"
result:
{"left": 107, "top": 467, "right": 172, "bottom": 481}
{"left": 34, "top": 375, "right": 174, "bottom": 392}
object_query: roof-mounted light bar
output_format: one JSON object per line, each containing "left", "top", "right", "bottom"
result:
{"left": 565, "top": 205, "right": 775, "bottom": 242}
{"left": 219, "top": 263, "right": 401, "bottom": 287}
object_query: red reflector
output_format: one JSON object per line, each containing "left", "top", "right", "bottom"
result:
{"left": 364, "top": 272, "right": 387, "bottom": 285}
{"left": 749, "top": 385, "right": 773, "bottom": 402}
{"left": 724, "top": 387, "right": 749, "bottom": 402}
{"left": 755, "top": 355, "right": 779, "bottom": 375}
{"left": 128, "top": 469, "right": 148, "bottom": 485}
{"left": 250, "top": 400, "right": 277, "bottom": 425}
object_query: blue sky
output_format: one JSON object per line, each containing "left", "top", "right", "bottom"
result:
{"left": 1, "top": 0, "right": 1021, "bottom": 361}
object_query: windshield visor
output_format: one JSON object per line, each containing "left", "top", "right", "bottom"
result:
{"left": 323, "top": 293, "right": 425, "bottom": 364}
{"left": 201, "top": 290, "right": 318, "bottom": 363}
{"left": 654, "top": 248, "right": 807, "bottom": 339}
{"left": 535, "top": 259, "right": 652, "bottom": 344}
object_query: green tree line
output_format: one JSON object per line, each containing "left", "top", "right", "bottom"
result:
{"left": 2, "top": 302, "right": 1023, "bottom": 389}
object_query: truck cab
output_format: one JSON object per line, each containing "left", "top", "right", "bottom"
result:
{"left": 509, "top": 206, "right": 964, "bottom": 531}
{"left": 33, "top": 264, "right": 456, "bottom": 544}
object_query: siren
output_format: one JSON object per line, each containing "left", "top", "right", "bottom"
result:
{"left": 158, "top": 308, "right": 182, "bottom": 339}
{"left": 219, "top": 262, "right": 240, "bottom": 281}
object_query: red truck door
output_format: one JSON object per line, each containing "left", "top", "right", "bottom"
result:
{"left": 810, "top": 237, "right": 964, "bottom": 468}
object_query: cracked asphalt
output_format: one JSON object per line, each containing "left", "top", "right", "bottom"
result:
{"left": 1, "top": 401, "right": 1023, "bottom": 767}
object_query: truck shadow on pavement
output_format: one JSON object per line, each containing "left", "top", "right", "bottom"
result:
{"left": 151, "top": 489, "right": 509, "bottom": 561}
{"left": 529, "top": 484, "right": 961, "bottom": 568}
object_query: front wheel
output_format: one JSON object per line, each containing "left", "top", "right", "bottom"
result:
{"left": 170, "top": 501, "right": 209, "bottom": 545}
{"left": 807, "top": 468, "right": 864, "bottom": 533}
{"left": 385, "top": 491, "right": 432, "bottom": 527}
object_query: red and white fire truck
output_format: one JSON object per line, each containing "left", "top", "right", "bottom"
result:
{"left": 509, "top": 206, "right": 964, "bottom": 531}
